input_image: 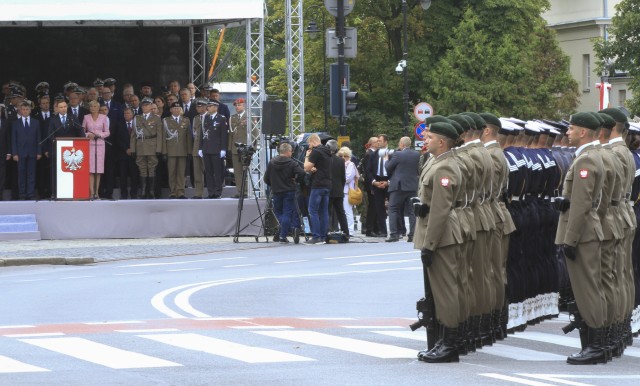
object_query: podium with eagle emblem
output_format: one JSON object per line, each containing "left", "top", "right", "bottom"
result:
{"left": 54, "top": 137, "right": 90, "bottom": 200}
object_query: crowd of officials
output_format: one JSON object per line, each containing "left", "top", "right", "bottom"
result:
{"left": 410, "top": 110, "right": 640, "bottom": 365}
{"left": 0, "top": 78, "right": 248, "bottom": 201}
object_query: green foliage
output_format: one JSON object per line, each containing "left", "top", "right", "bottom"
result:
{"left": 594, "top": 0, "right": 640, "bottom": 114}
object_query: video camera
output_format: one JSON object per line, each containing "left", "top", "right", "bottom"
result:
{"left": 235, "top": 142, "right": 256, "bottom": 167}
{"left": 269, "top": 135, "right": 291, "bottom": 150}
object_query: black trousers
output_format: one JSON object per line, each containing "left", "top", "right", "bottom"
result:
{"left": 203, "top": 153, "right": 224, "bottom": 197}
{"left": 0, "top": 157, "right": 6, "bottom": 200}
{"left": 372, "top": 185, "right": 388, "bottom": 235}
{"left": 365, "top": 189, "right": 378, "bottom": 234}
{"left": 36, "top": 156, "right": 51, "bottom": 199}
{"left": 329, "top": 195, "right": 350, "bottom": 236}
{"left": 117, "top": 156, "right": 139, "bottom": 198}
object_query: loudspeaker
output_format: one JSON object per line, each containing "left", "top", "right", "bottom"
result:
{"left": 262, "top": 100, "right": 286, "bottom": 135}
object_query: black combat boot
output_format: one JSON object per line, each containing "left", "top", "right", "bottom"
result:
{"left": 612, "top": 323, "right": 622, "bottom": 358}
{"left": 603, "top": 326, "right": 613, "bottom": 362}
{"left": 567, "top": 327, "right": 607, "bottom": 365}
{"left": 465, "top": 319, "right": 476, "bottom": 353}
{"left": 148, "top": 177, "right": 156, "bottom": 199}
{"left": 493, "top": 310, "right": 505, "bottom": 341}
{"left": 472, "top": 315, "right": 483, "bottom": 349}
{"left": 423, "top": 326, "right": 460, "bottom": 363}
{"left": 480, "top": 313, "right": 494, "bottom": 347}
{"left": 456, "top": 322, "right": 468, "bottom": 356}
{"left": 139, "top": 177, "right": 148, "bottom": 199}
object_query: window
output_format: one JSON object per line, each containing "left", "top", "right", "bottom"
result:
{"left": 583, "top": 54, "right": 591, "bottom": 92}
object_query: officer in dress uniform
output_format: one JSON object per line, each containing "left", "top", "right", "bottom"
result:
{"left": 414, "top": 122, "right": 463, "bottom": 364}
{"left": 555, "top": 112, "right": 607, "bottom": 365}
{"left": 199, "top": 99, "right": 228, "bottom": 199}
{"left": 130, "top": 97, "right": 163, "bottom": 199}
{"left": 162, "top": 102, "right": 192, "bottom": 199}
{"left": 228, "top": 98, "right": 248, "bottom": 198}
{"left": 190, "top": 98, "right": 208, "bottom": 199}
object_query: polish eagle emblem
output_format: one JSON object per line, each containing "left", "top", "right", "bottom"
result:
{"left": 62, "top": 148, "right": 84, "bottom": 171}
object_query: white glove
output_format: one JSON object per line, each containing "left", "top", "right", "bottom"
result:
{"left": 198, "top": 150, "right": 203, "bottom": 158}
{"left": 220, "top": 150, "right": 226, "bottom": 158}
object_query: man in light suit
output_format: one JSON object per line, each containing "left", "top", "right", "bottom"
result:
{"left": 385, "top": 136, "right": 420, "bottom": 242}
{"left": 11, "top": 101, "right": 41, "bottom": 200}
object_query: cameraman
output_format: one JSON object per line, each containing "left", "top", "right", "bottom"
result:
{"left": 264, "top": 143, "right": 305, "bottom": 243}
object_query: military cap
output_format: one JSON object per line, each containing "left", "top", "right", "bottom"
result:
{"left": 74, "top": 87, "right": 87, "bottom": 94}
{"left": 9, "top": 87, "right": 25, "bottom": 98}
{"left": 505, "top": 117, "right": 526, "bottom": 128}
{"left": 458, "top": 114, "right": 475, "bottom": 131}
{"left": 169, "top": 101, "right": 181, "bottom": 109}
{"left": 447, "top": 119, "right": 464, "bottom": 136}
{"left": 479, "top": 112, "right": 502, "bottom": 129}
{"left": 103, "top": 78, "right": 117, "bottom": 86}
{"left": 202, "top": 85, "right": 213, "bottom": 91}
{"left": 140, "top": 97, "right": 154, "bottom": 105}
{"left": 548, "top": 128, "right": 561, "bottom": 137}
{"left": 599, "top": 107, "right": 628, "bottom": 123}
{"left": 207, "top": 99, "right": 220, "bottom": 106}
{"left": 542, "top": 119, "right": 567, "bottom": 132}
{"left": 195, "top": 97, "right": 208, "bottom": 107}
{"left": 234, "top": 97, "right": 245, "bottom": 106}
{"left": 499, "top": 118, "right": 522, "bottom": 135}
{"left": 447, "top": 114, "right": 471, "bottom": 132}
{"left": 63, "top": 81, "right": 78, "bottom": 91}
{"left": 588, "top": 111, "right": 605, "bottom": 128}
{"left": 35, "top": 81, "right": 49, "bottom": 91}
{"left": 53, "top": 93, "right": 66, "bottom": 102}
{"left": 425, "top": 115, "right": 449, "bottom": 125}
{"left": 93, "top": 78, "right": 104, "bottom": 87}
{"left": 461, "top": 112, "right": 486, "bottom": 130}
{"left": 570, "top": 112, "right": 600, "bottom": 130}
{"left": 597, "top": 112, "right": 616, "bottom": 129}
{"left": 524, "top": 121, "right": 541, "bottom": 135}
{"left": 20, "top": 100, "right": 32, "bottom": 107}
{"left": 628, "top": 121, "right": 640, "bottom": 133}
{"left": 534, "top": 120, "right": 556, "bottom": 134}
{"left": 429, "top": 122, "right": 459, "bottom": 140}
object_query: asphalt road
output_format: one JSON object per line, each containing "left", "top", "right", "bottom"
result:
{"left": 1, "top": 241, "right": 639, "bottom": 386}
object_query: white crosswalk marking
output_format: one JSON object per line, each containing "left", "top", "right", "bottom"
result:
{"left": 19, "top": 337, "right": 181, "bottom": 369}
{"left": 139, "top": 333, "right": 314, "bottom": 363}
{"left": 512, "top": 331, "right": 640, "bottom": 358}
{"left": 0, "top": 355, "right": 48, "bottom": 373}
{"left": 372, "top": 330, "right": 566, "bottom": 361}
{"left": 255, "top": 330, "right": 417, "bottom": 359}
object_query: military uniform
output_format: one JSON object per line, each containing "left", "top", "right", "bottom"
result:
{"left": 130, "top": 103, "right": 163, "bottom": 198}
{"left": 228, "top": 101, "right": 248, "bottom": 196}
{"left": 200, "top": 106, "right": 228, "bottom": 198}
{"left": 191, "top": 107, "right": 207, "bottom": 199}
{"left": 162, "top": 113, "right": 192, "bottom": 198}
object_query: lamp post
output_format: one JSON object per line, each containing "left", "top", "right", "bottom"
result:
{"left": 399, "top": 0, "right": 432, "bottom": 136}
{"left": 305, "top": 5, "right": 328, "bottom": 131}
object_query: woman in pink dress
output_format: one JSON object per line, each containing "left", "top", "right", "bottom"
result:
{"left": 83, "top": 100, "right": 110, "bottom": 199}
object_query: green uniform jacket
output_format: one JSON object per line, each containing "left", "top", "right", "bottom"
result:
{"left": 485, "top": 141, "right": 516, "bottom": 235}
{"left": 228, "top": 112, "right": 248, "bottom": 149}
{"left": 131, "top": 113, "right": 163, "bottom": 156}
{"left": 162, "top": 115, "right": 193, "bottom": 157}
{"left": 609, "top": 139, "right": 637, "bottom": 229}
{"left": 596, "top": 144, "right": 624, "bottom": 240}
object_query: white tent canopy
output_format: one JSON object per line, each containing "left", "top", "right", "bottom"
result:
{"left": 0, "top": 0, "right": 264, "bottom": 23}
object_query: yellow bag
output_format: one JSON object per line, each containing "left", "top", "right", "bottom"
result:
{"left": 348, "top": 185, "right": 363, "bottom": 206}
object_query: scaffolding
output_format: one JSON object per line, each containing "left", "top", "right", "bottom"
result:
{"left": 285, "top": 0, "right": 305, "bottom": 138}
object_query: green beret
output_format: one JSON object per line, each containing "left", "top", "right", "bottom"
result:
{"left": 479, "top": 112, "right": 502, "bottom": 129}
{"left": 461, "top": 112, "right": 486, "bottom": 130}
{"left": 425, "top": 115, "right": 450, "bottom": 125}
{"left": 429, "top": 122, "right": 459, "bottom": 140}
{"left": 597, "top": 113, "right": 616, "bottom": 129}
{"left": 570, "top": 112, "right": 600, "bottom": 130}
{"left": 588, "top": 111, "right": 604, "bottom": 127}
{"left": 460, "top": 114, "right": 476, "bottom": 130}
{"left": 599, "top": 107, "right": 628, "bottom": 123}
{"left": 447, "top": 119, "right": 464, "bottom": 135}
{"left": 447, "top": 115, "right": 471, "bottom": 132}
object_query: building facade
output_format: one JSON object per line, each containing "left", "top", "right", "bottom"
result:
{"left": 544, "top": 0, "right": 633, "bottom": 112}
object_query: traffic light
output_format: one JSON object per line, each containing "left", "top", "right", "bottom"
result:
{"left": 343, "top": 89, "right": 358, "bottom": 114}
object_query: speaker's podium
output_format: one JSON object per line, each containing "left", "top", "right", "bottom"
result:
{"left": 54, "top": 137, "right": 90, "bottom": 200}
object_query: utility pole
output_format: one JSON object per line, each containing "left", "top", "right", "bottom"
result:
{"left": 337, "top": 0, "right": 346, "bottom": 136}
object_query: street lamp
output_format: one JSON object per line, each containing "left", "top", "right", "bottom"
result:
{"left": 399, "top": 0, "right": 432, "bottom": 136}
{"left": 305, "top": 5, "right": 328, "bottom": 131}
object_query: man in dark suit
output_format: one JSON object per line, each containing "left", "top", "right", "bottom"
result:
{"left": 33, "top": 94, "right": 52, "bottom": 199}
{"left": 179, "top": 88, "right": 197, "bottom": 121}
{"left": 210, "top": 89, "right": 231, "bottom": 121}
{"left": 0, "top": 111, "right": 10, "bottom": 200}
{"left": 385, "top": 136, "right": 420, "bottom": 242}
{"left": 12, "top": 101, "right": 41, "bottom": 200}
{"left": 120, "top": 107, "right": 139, "bottom": 199}
{"left": 359, "top": 136, "right": 379, "bottom": 235}
{"left": 47, "top": 99, "right": 84, "bottom": 198}
{"left": 368, "top": 134, "right": 390, "bottom": 237}
{"left": 67, "top": 89, "right": 88, "bottom": 122}
{"left": 101, "top": 88, "right": 123, "bottom": 123}
{"left": 199, "top": 99, "right": 228, "bottom": 199}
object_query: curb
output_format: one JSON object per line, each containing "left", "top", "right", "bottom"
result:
{"left": 0, "top": 257, "right": 96, "bottom": 267}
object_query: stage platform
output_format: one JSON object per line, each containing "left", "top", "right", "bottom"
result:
{"left": 0, "top": 195, "right": 267, "bottom": 240}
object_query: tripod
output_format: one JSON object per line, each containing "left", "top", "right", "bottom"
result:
{"left": 233, "top": 158, "right": 269, "bottom": 243}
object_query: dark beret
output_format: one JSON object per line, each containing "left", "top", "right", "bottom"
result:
{"left": 570, "top": 112, "right": 600, "bottom": 130}
{"left": 460, "top": 114, "right": 476, "bottom": 130}
{"left": 599, "top": 107, "right": 628, "bottom": 123}
{"left": 447, "top": 114, "right": 471, "bottom": 132}
{"left": 429, "top": 122, "right": 459, "bottom": 140}
{"left": 588, "top": 112, "right": 605, "bottom": 127}
{"left": 447, "top": 119, "right": 464, "bottom": 135}
{"left": 425, "top": 115, "right": 450, "bottom": 125}
{"left": 461, "top": 112, "right": 486, "bottom": 130}
{"left": 479, "top": 112, "right": 502, "bottom": 129}
{"left": 597, "top": 113, "right": 616, "bottom": 129}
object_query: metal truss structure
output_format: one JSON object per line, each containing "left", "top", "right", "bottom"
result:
{"left": 189, "top": 26, "right": 207, "bottom": 89}
{"left": 285, "top": 0, "right": 305, "bottom": 138}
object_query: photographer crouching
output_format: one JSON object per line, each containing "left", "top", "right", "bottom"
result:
{"left": 264, "top": 143, "right": 305, "bottom": 243}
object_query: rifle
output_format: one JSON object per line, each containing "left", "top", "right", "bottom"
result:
{"left": 562, "top": 301, "right": 587, "bottom": 349}
{"left": 409, "top": 262, "right": 440, "bottom": 350}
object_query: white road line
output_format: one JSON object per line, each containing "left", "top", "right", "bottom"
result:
{"left": 0, "top": 355, "right": 49, "bottom": 373}
{"left": 120, "top": 256, "right": 248, "bottom": 268}
{"left": 518, "top": 374, "right": 640, "bottom": 382}
{"left": 274, "top": 260, "right": 308, "bottom": 264}
{"left": 323, "top": 251, "right": 416, "bottom": 260}
{"left": 516, "top": 374, "right": 595, "bottom": 386}
{"left": 0, "top": 325, "right": 34, "bottom": 329}
{"left": 5, "top": 333, "right": 65, "bottom": 338}
{"left": 347, "top": 259, "right": 419, "bottom": 266}
{"left": 60, "top": 276, "right": 94, "bottom": 280}
{"left": 222, "top": 264, "right": 257, "bottom": 268}
{"left": 167, "top": 268, "right": 204, "bottom": 272}
{"left": 480, "top": 373, "right": 556, "bottom": 386}
{"left": 255, "top": 330, "right": 417, "bottom": 359}
{"left": 341, "top": 326, "right": 404, "bottom": 329}
{"left": 84, "top": 321, "right": 144, "bottom": 325}
{"left": 15, "top": 279, "right": 46, "bottom": 283}
{"left": 116, "top": 329, "right": 180, "bottom": 333}
{"left": 139, "top": 333, "right": 313, "bottom": 363}
{"left": 113, "top": 272, "right": 148, "bottom": 276}
{"left": 19, "top": 337, "right": 181, "bottom": 369}
{"left": 512, "top": 331, "right": 640, "bottom": 358}
{"left": 230, "top": 326, "right": 293, "bottom": 329}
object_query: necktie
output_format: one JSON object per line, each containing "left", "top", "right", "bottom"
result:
{"left": 24, "top": 118, "right": 29, "bottom": 128}
{"left": 175, "top": 117, "right": 179, "bottom": 123}
{"left": 73, "top": 108, "right": 78, "bottom": 117}
{"left": 106, "top": 101, "right": 110, "bottom": 109}
{"left": 184, "top": 104, "right": 189, "bottom": 111}
{"left": 61, "top": 115, "right": 66, "bottom": 125}
{"left": 127, "top": 122, "right": 132, "bottom": 135}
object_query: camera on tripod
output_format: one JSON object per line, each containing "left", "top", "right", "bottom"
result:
{"left": 234, "top": 142, "right": 256, "bottom": 167}
{"left": 268, "top": 135, "right": 290, "bottom": 150}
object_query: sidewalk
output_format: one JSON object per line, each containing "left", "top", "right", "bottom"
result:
{"left": 0, "top": 237, "right": 281, "bottom": 267}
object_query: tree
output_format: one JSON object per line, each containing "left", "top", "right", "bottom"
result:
{"left": 594, "top": 0, "right": 640, "bottom": 115}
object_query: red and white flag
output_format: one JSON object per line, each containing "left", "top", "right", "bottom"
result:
{"left": 56, "top": 138, "right": 90, "bottom": 199}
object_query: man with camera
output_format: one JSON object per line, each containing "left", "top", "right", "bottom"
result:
{"left": 265, "top": 143, "right": 305, "bottom": 243}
